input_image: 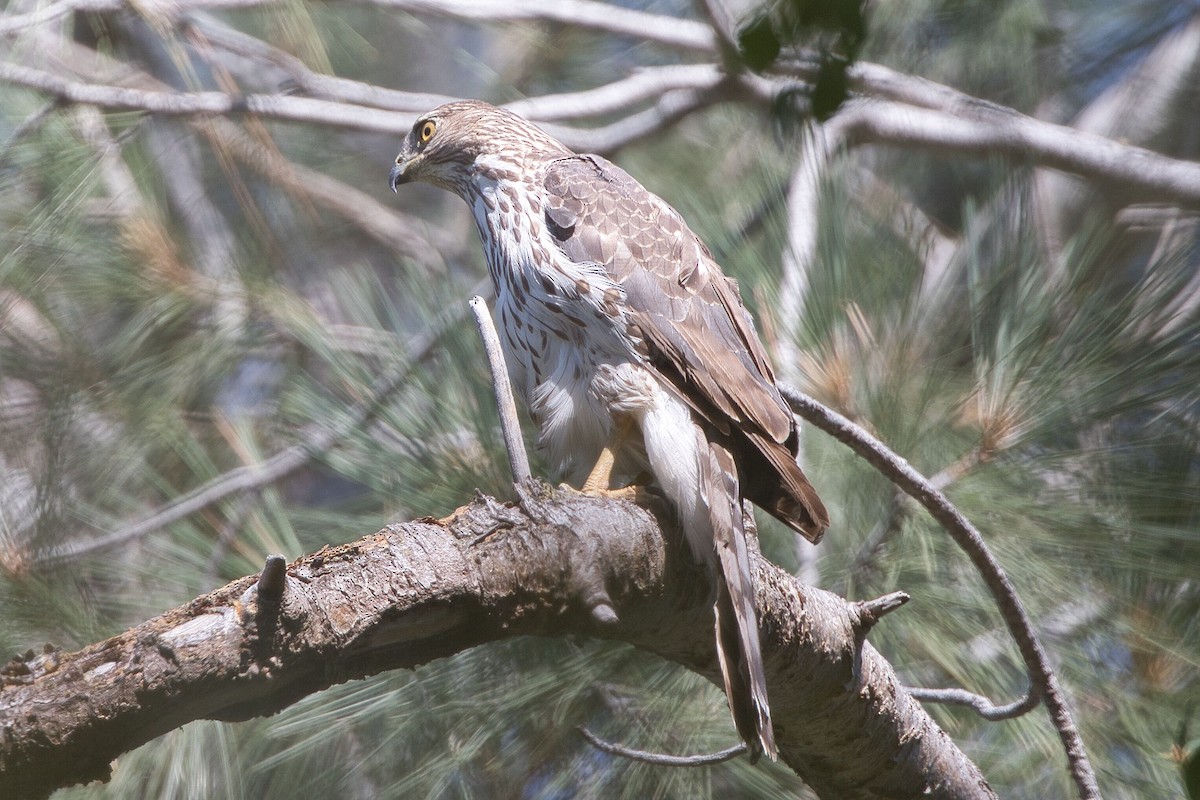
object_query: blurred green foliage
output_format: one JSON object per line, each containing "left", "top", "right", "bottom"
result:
{"left": 1, "top": 1, "right": 1198, "bottom": 798}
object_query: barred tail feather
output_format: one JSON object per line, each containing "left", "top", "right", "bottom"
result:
{"left": 704, "top": 442, "right": 777, "bottom": 762}
{"left": 637, "top": 387, "right": 776, "bottom": 759}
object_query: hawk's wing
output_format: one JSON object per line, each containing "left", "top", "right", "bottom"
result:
{"left": 542, "top": 154, "right": 827, "bottom": 541}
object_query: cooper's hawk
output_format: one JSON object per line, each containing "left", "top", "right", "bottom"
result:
{"left": 390, "top": 100, "right": 828, "bottom": 761}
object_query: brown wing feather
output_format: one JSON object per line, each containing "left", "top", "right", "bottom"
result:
{"left": 542, "top": 155, "right": 829, "bottom": 540}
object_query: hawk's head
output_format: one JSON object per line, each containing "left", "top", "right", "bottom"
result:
{"left": 390, "top": 100, "right": 570, "bottom": 195}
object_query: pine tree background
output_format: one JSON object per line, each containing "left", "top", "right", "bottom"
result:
{"left": 0, "top": 1, "right": 1197, "bottom": 797}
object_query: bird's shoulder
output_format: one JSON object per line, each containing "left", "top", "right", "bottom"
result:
{"left": 538, "top": 154, "right": 792, "bottom": 443}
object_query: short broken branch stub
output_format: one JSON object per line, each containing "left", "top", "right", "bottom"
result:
{"left": 257, "top": 553, "right": 288, "bottom": 600}
{"left": 852, "top": 590, "right": 910, "bottom": 637}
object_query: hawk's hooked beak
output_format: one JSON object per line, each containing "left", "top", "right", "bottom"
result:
{"left": 388, "top": 159, "right": 409, "bottom": 193}
{"left": 390, "top": 139, "right": 419, "bottom": 192}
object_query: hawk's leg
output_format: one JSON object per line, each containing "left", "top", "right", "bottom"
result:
{"left": 574, "top": 417, "right": 652, "bottom": 502}
{"left": 580, "top": 416, "right": 632, "bottom": 493}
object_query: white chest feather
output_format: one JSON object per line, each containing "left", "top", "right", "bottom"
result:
{"left": 467, "top": 170, "right": 636, "bottom": 479}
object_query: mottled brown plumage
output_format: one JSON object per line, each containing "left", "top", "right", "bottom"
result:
{"left": 541, "top": 155, "right": 827, "bottom": 542}
{"left": 390, "top": 100, "right": 829, "bottom": 761}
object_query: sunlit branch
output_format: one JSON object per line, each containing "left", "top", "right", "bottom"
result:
{"left": 353, "top": 0, "right": 717, "bottom": 53}
{"left": 776, "top": 123, "right": 835, "bottom": 369}
{"left": 188, "top": 11, "right": 725, "bottom": 124}
{"left": 537, "top": 87, "right": 722, "bottom": 154}
{"left": 827, "top": 96, "right": 1200, "bottom": 208}
{"left": 504, "top": 65, "right": 728, "bottom": 121}
{"left": 0, "top": 60, "right": 412, "bottom": 133}
{"left": 0, "top": 60, "right": 721, "bottom": 156}
{"left": 181, "top": 13, "right": 458, "bottom": 112}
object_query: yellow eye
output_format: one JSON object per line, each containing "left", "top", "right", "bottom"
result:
{"left": 419, "top": 120, "right": 436, "bottom": 143}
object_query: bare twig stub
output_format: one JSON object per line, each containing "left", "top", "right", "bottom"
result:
{"left": 469, "top": 296, "right": 532, "bottom": 483}
{"left": 256, "top": 554, "right": 288, "bottom": 600}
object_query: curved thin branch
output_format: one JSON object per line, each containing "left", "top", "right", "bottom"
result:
{"left": 778, "top": 384, "right": 1100, "bottom": 800}
{"left": 504, "top": 65, "right": 727, "bottom": 122}
{"left": 577, "top": 726, "right": 746, "bottom": 766}
{"left": 537, "top": 86, "right": 719, "bottom": 154}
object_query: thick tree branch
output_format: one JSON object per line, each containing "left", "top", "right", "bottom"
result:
{"left": 1, "top": 488, "right": 993, "bottom": 800}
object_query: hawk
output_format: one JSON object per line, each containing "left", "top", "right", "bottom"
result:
{"left": 390, "top": 100, "right": 828, "bottom": 761}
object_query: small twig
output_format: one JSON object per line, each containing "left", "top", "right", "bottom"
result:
{"left": 848, "top": 590, "right": 909, "bottom": 691}
{"left": 907, "top": 687, "right": 1040, "bottom": 721}
{"left": 577, "top": 726, "right": 746, "bottom": 766}
{"left": 469, "top": 296, "right": 531, "bottom": 484}
{"left": 779, "top": 384, "right": 1100, "bottom": 800}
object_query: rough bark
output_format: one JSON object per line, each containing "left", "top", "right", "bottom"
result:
{"left": 0, "top": 485, "right": 994, "bottom": 800}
